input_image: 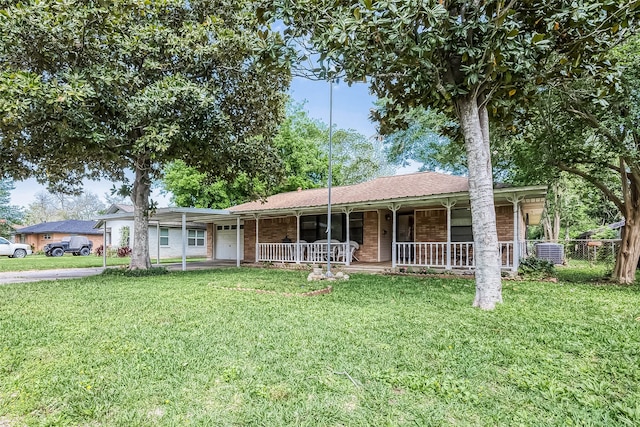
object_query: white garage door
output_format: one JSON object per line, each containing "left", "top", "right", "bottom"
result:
{"left": 215, "top": 223, "right": 244, "bottom": 260}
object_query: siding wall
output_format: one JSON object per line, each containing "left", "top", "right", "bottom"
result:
{"left": 105, "top": 221, "right": 207, "bottom": 259}
{"left": 378, "top": 210, "right": 393, "bottom": 262}
{"left": 147, "top": 224, "right": 207, "bottom": 259}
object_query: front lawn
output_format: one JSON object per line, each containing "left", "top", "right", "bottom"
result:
{"left": 0, "top": 254, "right": 207, "bottom": 272}
{"left": 1, "top": 269, "right": 639, "bottom": 426}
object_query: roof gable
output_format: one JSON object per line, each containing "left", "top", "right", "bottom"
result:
{"left": 105, "top": 204, "right": 134, "bottom": 214}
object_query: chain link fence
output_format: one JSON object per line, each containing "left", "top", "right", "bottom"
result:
{"left": 524, "top": 239, "right": 620, "bottom": 265}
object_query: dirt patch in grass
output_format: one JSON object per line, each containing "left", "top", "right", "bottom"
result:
{"left": 210, "top": 285, "right": 332, "bottom": 297}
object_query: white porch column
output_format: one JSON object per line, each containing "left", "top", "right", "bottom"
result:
{"left": 156, "top": 221, "right": 160, "bottom": 266}
{"left": 295, "top": 212, "right": 301, "bottom": 264}
{"left": 181, "top": 213, "right": 187, "bottom": 271}
{"left": 343, "top": 207, "right": 353, "bottom": 266}
{"left": 513, "top": 197, "right": 520, "bottom": 273}
{"left": 389, "top": 204, "right": 400, "bottom": 268}
{"left": 442, "top": 200, "right": 456, "bottom": 270}
{"left": 236, "top": 216, "right": 241, "bottom": 267}
{"left": 102, "top": 222, "right": 107, "bottom": 268}
{"left": 254, "top": 214, "right": 260, "bottom": 263}
{"left": 507, "top": 194, "right": 523, "bottom": 273}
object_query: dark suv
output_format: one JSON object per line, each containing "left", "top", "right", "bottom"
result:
{"left": 44, "top": 236, "right": 93, "bottom": 257}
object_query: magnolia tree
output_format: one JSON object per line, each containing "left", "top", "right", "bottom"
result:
{"left": 272, "top": 0, "right": 639, "bottom": 309}
{"left": 503, "top": 35, "right": 640, "bottom": 283}
{"left": 0, "top": 0, "right": 290, "bottom": 269}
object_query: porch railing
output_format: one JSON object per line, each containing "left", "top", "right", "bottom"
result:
{"left": 395, "top": 241, "right": 523, "bottom": 269}
{"left": 258, "top": 242, "right": 351, "bottom": 264}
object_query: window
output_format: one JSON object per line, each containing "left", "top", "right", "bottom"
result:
{"left": 160, "top": 228, "right": 169, "bottom": 246}
{"left": 299, "top": 213, "right": 364, "bottom": 244}
{"left": 349, "top": 213, "right": 364, "bottom": 244}
{"left": 451, "top": 209, "right": 473, "bottom": 242}
{"left": 43, "top": 234, "right": 52, "bottom": 240}
{"left": 188, "top": 229, "right": 205, "bottom": 247}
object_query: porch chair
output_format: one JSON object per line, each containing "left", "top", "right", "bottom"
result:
{"left": 334, "top": 240, "right": 359, "bottom": 262}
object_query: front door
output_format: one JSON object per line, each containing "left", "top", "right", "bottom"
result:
{"left": 397, "top": 214, "right": 414, "bottom": 242}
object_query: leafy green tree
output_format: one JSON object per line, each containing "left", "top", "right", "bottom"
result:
{"left": 0, "top": 0, "right": 290, "bottom": 269}
{"left": 162, "top": 162, "right": 266, "bottom": 209}
{"left": 505, "top": 35, "right": 640, "bottom": 283}
{"left": 331, "top": 128, "right": 395, "bottom": 185}
{"left": 273, "top": 0, "right": 637, "bottom": 308}
{"left": 382, "top": 106, "right": 464, "bottom": 174}
{"left": 162, "top": 102, "right": 392, "bottom": 207}
{"left": 0, "top": 178, "right": 23, "bottom": 237}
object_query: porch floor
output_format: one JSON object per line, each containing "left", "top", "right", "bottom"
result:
{"left": 163, "top": 260, "right": 482, "bottom": 276}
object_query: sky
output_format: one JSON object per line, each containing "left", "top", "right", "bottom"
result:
{"left": 9, "top": 77, "right": 416, "bottom": 208}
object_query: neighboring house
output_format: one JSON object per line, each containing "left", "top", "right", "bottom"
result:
{"left": 15, "top": 220, "right": 102, "bottom": 252}
{"left": 98, "top": 204, "right": 207, "bottom": 259}
{"left": 576, "top": 219, "right": 625, "bottom": 240}
{"left": 95, "top": 171, "right": 547, "bottom": 271}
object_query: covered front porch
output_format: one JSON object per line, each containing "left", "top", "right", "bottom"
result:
{"left": 253, "top": 237, "right": 525, "bottom": 271}
{"left": 242, "top": 189, "right": 545, "bottom": 273}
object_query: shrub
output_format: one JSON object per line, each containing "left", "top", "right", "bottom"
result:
{"left": 518, "top": 256, "right": 556, "bottom": 279}
{"left": 117, "top": 246, "right": 132, "bottom": 257}
{"left": 101, "top": 266, "right": 169, "bottom": 277}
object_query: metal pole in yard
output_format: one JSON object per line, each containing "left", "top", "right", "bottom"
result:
{"left": 326, "top": 67, "right": 334, "bottom": 278}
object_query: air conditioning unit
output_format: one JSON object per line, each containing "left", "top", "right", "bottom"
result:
{"left": 535, "top": 243, "right": 564, "bottom": 265}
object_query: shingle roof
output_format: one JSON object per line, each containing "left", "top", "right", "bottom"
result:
{"left": 230, "top": 171, "right": 470, "bottom": 213}
{"left": 17, "top": 220, "right": 103, "bottom": 235}
{"left": 105, "top": 204, "right": 134, "bottom": 214}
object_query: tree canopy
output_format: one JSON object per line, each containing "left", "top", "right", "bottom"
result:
{"left": 272, "top": 0, "right": 639, "bottom": 308}
{"left": 0, "top": 0, "right": 290, "bottom": 268}
{"left": 502, "top": 34, "right": 640, "bottom": 282}
{"left": 161, "top": 102, "right": 393, "bottom": 208}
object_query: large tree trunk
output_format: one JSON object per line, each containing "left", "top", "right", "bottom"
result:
{"left": 457, "top": 95, "right": 502, "bottom": 310}
{"left": 541, "top": 182, "right": 561, "bottom": 241}
{"left": 552, "top": 184, "right": 561, "bottom": 241}
{"left": 130, "top": 158, "right": 152, "bottom": 270}
{"left": 613, "top": 212, "right": 640, "bottom": 284}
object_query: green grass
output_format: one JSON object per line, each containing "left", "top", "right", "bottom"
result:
{"left": 0, "top": 254, "right": 207, "bottom": 272}
{"left": 1, "top": 268, "right": 639, "bottom": 426}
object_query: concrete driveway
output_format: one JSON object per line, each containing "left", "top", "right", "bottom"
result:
{"left": 0, "top": 267, "right": 106, "bottom": 284}
{"left": 0, "top": 261, "right": 241, "bottom": 285}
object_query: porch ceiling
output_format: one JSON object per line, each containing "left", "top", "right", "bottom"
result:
{"left": 94, "top": 207, "right": 236, "bottom": 227}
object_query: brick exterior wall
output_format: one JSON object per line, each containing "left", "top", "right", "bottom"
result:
{"left": 495, "top": 205, "right": 515, "bottom": 240}
{"left": 259, "top": 217, "right": 298, "bottom": 242}
{"left": 243, "top": 217, "right": 297, "bottom": 262}
{"left": 244, "top": 219, "right": 256, "bottom": 262}
{"left": 415, "top": 209, "right": 447, "bottom": 242}
{"left": 358, "top": 211, "right": 379, "bottom": 262}
{"left": 206, "top": 224, "right": 214, "bottom": 260}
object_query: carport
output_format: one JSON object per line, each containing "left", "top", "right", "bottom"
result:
{"left": 95, "top": 208, "right": 241, "bottom": 270}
